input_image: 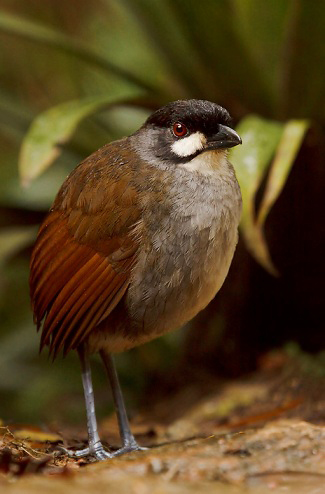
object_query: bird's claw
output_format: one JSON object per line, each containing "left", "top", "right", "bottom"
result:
{"left": 110, "top": 441, "right": 148, "bottom": 457}
{"left": 54, "top": 439, "right": 147, "bottom": 461}
{"left": 55, "top": 443, "right": 112, "bottom": 461}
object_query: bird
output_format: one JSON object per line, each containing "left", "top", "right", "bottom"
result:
{"left": 30, "top": 99, "right": 242, "bottom": 461}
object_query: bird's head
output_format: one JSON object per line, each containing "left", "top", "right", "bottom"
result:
{"left": 131, "top": 99, "right": 241, "bottom": 169}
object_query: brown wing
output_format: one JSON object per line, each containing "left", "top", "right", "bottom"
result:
{"left": 30, "top": 141, "right": 141, "bottom": 358}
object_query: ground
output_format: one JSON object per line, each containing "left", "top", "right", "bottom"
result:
{"left": 1, "top": 349, "right": 324, "bottom": 493}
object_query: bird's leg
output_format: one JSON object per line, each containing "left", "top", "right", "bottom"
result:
{"left": 68, "top": 344, "right": 112, "bottom": 460}
{"left": 100, "top": 350, "right": 147, "bottom": 456}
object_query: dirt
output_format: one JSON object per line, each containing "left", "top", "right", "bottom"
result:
{"left": 1, "top": 355, "right": 324, "bottom": 493}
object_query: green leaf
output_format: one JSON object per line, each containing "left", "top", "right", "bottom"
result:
{"left": 1, "top": 161, "right": 75, "bottom": 211}
{"left": 230, "top": 116, "right": 283, "bottom": 275}
{"left": 170, "top": 0, "right": 273, "bottom": 113}
{"left": 278, "top": 1, "right": 325, "bottom": 119}
{"left": 231, "top": 0, "right": 289, "bottom": 113}
{"left": 123, "top": 0, "right": 215, "bottom": 98}
{"left": 0, "top": 226, "right": 37, "bottom": 266}
{"left": 19, "top": 90, "right": 143, "bottom": 185}
{"left": 0, "top": 10, "right": 154, "bottom": 93}
{"left": 257, "top": 119, "right": 309, "bottom": 227}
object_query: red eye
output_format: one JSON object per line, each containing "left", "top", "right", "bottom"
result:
{"left": 173, "top": 122, "right": 188, "bottom": 138}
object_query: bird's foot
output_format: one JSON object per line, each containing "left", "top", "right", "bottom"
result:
{"left": 58, "top": 442, "right": 113, "bottom": 461}
{"left": 56, "top": 438, "right": 147, "bottom": 461}
{"left": 111, "top": 438, "right": 148, "bottom": 457}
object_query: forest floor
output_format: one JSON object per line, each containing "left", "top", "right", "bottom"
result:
{"left": 1, "top": 349, "right": 324, "bottom": 493}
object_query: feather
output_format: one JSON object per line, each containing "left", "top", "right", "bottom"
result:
{"left": 30, "top": 147, "right": 141, "bottom": 357}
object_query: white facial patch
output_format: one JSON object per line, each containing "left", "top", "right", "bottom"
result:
{"left": 172, "top": 131, "right": 207, "bottom": 157}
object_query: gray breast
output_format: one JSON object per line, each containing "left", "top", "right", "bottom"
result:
{"left": 127, "top": 155, "right": 242, "bottom": 337}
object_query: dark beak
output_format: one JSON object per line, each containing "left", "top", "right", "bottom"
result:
{"left": 207, "top": 124, "right": 242, "bottom": 150}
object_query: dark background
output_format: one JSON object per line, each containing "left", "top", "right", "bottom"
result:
{"left": 0, "top": 0, "right": 324, "bottom": 425}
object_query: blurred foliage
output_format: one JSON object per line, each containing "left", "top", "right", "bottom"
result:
{"left": 0, "top": 0, "right": 324, "bottom": 423}
{"left": 283, "top": 342, "right": 325, "bottom": 378}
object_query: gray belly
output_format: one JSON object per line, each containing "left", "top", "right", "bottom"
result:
{"left": 126, "top": 218, "right": 238, "bottom": 339}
